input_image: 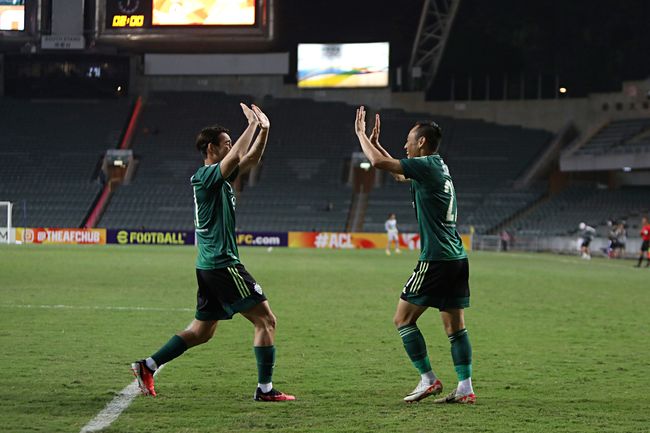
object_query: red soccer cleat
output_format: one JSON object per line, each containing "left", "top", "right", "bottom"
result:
{"left": 433, "top": 389, "right": 476, "bottom": 404}
{"left": 131, "top": 360, "right": 156, "bottom": 397}
{"left": 254, "top": 387, "right": 296, "bottom": 402}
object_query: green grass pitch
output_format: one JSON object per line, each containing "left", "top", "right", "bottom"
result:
{"left": 0, "top": 245, "right": 649, "bottom": 432}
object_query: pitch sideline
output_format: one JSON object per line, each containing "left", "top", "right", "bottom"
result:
{"left": 0, "top": 303, "right": 193, "bottom": 312}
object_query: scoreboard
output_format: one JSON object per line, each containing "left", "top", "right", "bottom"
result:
{"left": 99, "top": 0, "right": 272, "bottom": 50}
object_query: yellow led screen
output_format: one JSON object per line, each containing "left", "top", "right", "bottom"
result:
{"left": 152, "top": 0, "right": 255, "bottom": 26}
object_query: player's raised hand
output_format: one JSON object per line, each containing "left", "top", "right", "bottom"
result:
{"left": 355, "top": 106, "right": 367, "bottom": 137}
{"left": 240, "top": 103, "right": 260, "bottom": 126}
{"left": 251, "top": 104, "right": 270, "bottom": 130}
{"left": 369, "top": 113, "right": 381, "bottom": 146}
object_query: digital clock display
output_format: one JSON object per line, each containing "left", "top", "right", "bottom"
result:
{"left": 111, "top": 14, "right": 145, "bottom": 27}
{"left": 106, "top": 0, "right": 149, "bottom": 28}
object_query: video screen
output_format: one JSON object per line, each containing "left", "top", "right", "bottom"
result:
{"left": 297, "top": 42, "right": 390, "bottom": 88}
{"left": 0, "top": 0, "right": 24, "bottom": 31}
{"left": 152, "top": 0, "right": 255, "bottom": 26}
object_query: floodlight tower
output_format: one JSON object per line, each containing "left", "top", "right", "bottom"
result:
{"left": 408, "top": 0, "right": 461, "bottom": 92}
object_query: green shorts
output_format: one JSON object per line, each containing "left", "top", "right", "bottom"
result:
{"left": 195, "top": 264, "right": 267, "bottom": 321}
{"left": 400, "top": 258, "right": 470, "bottom": 310}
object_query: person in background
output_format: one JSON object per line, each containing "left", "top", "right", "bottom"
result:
{"left": 635, "top": 216, "right": 650, "bottom": 268}
{"left": 385, "top": 213, "right": 401, "bottom": 255}
{"left": 606, "top": 221, "right": 618, "bottom": 258}
{"left": 612, "top": 222, "right": 627, "bottom": 258}
{"left": 500, "top": 230, "right": 511, "bottom": 252}
{"left": 579, "top": 222, "right": 596, "bottom": 260}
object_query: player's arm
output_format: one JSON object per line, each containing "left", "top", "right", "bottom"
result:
{"left": 239, "top": 105, "right": 270, "bottom": 175}
{"left": 220, "top": 103, "right": 260, "bottom": 179}
{"left": 368, "top": 113, "right": 408, "bottom": 183}
{"left": 355, "top": 106, "right": 404, "bottom": 175}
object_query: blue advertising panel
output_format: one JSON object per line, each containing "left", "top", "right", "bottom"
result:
{"left": 106, "top": 230, "right": 288, "bottom": 247}
{"left": 107, "top": 229, "right": 194, "bottom": 245}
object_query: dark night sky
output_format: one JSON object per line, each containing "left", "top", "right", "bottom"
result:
{"left": 274, "top": 0, "right": 650, "bottom": 99}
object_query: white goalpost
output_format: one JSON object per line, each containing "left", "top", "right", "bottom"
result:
{"left": 0, "top": 201, "right": 13, "bottom": 244}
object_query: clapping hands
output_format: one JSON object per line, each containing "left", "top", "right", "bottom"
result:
{"left": 240, "top": 103, "right": 270, "bottom": 130}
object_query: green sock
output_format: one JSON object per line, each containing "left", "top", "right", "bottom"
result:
{"left": 398, "top": 324, "right": 432, "bottom": 375}
{"left": 254, "top": 345, "right": 276, "bottom": 384}
{"left": 151, "top": 335, "right": 188, "bottom": 367}
{"left": 449, "top": 328, "right": 472, "bottom": 381}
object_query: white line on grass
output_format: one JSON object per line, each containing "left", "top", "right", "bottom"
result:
{"left": 497, "top": 252, "right": 638, "bottom": 270}
{"left": 0, "top": 304, "right": 192, "bottom": 312}
{"left": 79, "top": 365, "right": 166, "bottom": 433}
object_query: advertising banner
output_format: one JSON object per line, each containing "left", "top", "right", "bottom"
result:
{"left": 107, "top": 229, "right": 194, "bottom": 245}
{"left": 16, "top": 228, "right": 106, "bottom": 245}
{"left": 288, "top": 232, "right": 472, "bottom": 251}
{"left": 235, "top": 232, "right": 288, "bottom": 247}
{"left": 0, "top": 228, "right": 15, "bottom": 244}
{"left": 11, "top": 228, "right": 470, "bottom": 250}
{"left": 106, "top": 229, "right": 288, "bottom": 247}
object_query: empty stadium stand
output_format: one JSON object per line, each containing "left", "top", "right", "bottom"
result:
{"left": 575, "top": 118, "right": 650, "bottom": 156}
{"left": 95, "top": 92, "right": 554, "bottom": 234}
{"left": 0, "top": 92, "right": 556, "bottom": 235}
{"left": 504, "top": 184, "right": 650, "bottom": 236}
{"left": 99, "top": 93, "right": 356, "bottom": 232}
{"left": 235, "top": 97, "right": 354, "bottom": 232}
{"left": 0, "top": 98, "right": 132, "bottom": 228}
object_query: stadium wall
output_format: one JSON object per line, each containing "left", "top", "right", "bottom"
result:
{"left": 144, "top": 53, "right": 290, "bottom": 76}
{"left": 143, "top": 74, "right": 394, "bottom": 110}
{"left": 475, "top": 234, "right": 643, "bottom": 259}
{"left": 560, "top": 152, "right": 650, "bottom": 172}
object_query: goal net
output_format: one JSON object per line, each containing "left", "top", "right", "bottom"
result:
{"left": 0, "top": 201, "right": 14, "bottom": 244}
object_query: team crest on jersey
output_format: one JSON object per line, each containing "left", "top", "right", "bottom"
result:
{"left": 225, "top": 182, "right": 236, "bottom": 209}
{"left": 253, "top": 283, "right": 263, "bottom": 295}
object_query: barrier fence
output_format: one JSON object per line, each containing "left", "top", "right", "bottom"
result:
{"left": 9, "top": 228, "right": 472, "bottom": 251}
{"left": 474, "top": 234, "right": 642, "bottom": 258}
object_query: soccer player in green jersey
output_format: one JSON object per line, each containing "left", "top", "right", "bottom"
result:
{"left": 132, "top": 103, "right": 295, "bottom": 402}
{"left": 354, "top": 106, "right": 475, "bottom": 404}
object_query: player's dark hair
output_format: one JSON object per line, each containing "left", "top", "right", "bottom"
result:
{"left": 196, "top": 125, "right": 230, "bottom": 158}
{"left": 413, "top": 121, "right": 442, "bottom": 152}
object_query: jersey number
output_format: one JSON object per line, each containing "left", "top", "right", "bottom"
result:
{"left": 193, "top": 186, "right": 201, "bottom": 228}
{"left": 444, "top": 180, "right": 457, "bottom": 223}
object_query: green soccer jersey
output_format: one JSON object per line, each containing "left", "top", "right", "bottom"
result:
{"left": 400, "top": 154, "right": 467, "bottom": 262}
{"left": 191, "top": 163, "right": 240, "bottom": 270}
